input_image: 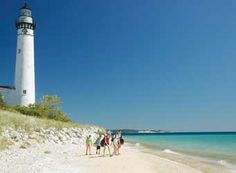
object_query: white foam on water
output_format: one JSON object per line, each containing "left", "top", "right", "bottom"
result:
{"left": 163, "top": 149, "right": 181, "bottom": 155}
{"left": 218, "top": 160, "right": 227, "bottom": 165}
{"left": 217, "top": 160, "right": 236, "bottom": 172}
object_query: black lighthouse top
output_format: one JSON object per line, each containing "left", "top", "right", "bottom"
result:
{"left": 19, "top": 3, "right": 32, "bottom": 17}
{"left": 21, "top": 3, "right": 31, "bottom": 10}
{"left": 16, "top": 3, "right": 36, "bottom": 30}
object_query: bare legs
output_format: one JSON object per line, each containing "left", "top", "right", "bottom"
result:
{"left": 103, "top": 145, "right": 111, "bottom": 156}
{"left": 86, "top": 144, "right": 91, "bottom": 155}
{"left": 113, "top": 144, "right": 119, "bottom": 155}
{"left": 117, "top": 143, "right": 122, "bottom": 155}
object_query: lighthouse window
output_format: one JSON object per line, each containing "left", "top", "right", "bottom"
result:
{"left": 18, "top": 49, "right": 21, "bottom": 54}
{"left": 21, "top": 9, "right": 31, "bottom": 17}
{"left": 23, "top": 90, "right": 27, "bottom": 94}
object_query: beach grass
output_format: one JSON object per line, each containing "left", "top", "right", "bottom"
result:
{"left": 0, "top": 110, "right": 88, "bottom": 131}
{"left": 0, "top": 136, "right": 9, "bottom": 150}
{"left": 0, "top": 109, "right": 92, "bottom": 150}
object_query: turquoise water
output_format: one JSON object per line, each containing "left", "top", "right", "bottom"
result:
{"left": 124, "top": 132, "right": 236, "bottom": 165}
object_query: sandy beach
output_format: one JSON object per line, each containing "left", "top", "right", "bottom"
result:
{"left": 78, "top": 144, "right": 202, "bottom": 173}
{"left": 1, "top": 141, "right": 233, "bottom": 173}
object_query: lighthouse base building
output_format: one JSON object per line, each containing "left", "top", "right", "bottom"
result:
{"left": 0, "top": 3, "right": 36, "bottom": 106}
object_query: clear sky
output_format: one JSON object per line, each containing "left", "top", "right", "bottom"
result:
{"left": 1, "top": 0, "right": 236, "bottom": 131}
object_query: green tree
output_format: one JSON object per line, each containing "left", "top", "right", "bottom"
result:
{"left": 40, "top": 95, "right": 71, "bottom": 122}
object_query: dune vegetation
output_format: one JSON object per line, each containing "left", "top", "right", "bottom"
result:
{"left": 0, "top": 95, "right": 93, "bottom": 150}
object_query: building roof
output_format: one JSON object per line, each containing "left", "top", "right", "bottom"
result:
{"left": 0, "top": 86, "right": 15, "bottom": 90}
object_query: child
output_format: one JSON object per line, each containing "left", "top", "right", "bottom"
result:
{"left": 85, "top": 135, "right": 92, "bottom": 155}
{"left": 95, "top": 135, "right": 102, "bottom": 155}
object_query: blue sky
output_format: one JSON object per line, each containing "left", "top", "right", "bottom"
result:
{"left": 1, "top": 0, "right": 236, "bottom": 131}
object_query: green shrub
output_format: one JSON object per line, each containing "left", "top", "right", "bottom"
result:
{"left": 12, "top": 95, "right": 71, "bottom": 122}
{"left": 13, "top": 105, "right": 40, "bottom": 117}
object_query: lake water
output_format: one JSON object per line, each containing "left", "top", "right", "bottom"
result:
{"left": 124, "top": 132, "right": 236, "bottom": 167}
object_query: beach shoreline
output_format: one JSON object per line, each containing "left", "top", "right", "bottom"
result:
{"left": 125, "top": 132, "right": 236, "bottom": 173}
{"left": 1, "top": 141, "right": 234, "bottom": 173}
{"left": 127, "top": 142, "right": 235, "bottom": 173}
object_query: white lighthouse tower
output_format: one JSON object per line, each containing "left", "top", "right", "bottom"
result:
{"left": 14, "top": 3, "right": 36, "bottom": 106}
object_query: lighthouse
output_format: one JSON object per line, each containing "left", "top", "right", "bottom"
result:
{"left": 0, "top": 3, "right": 36, "bottom": 106}
{"left": 14, "top": 3, "right": 36, "bottom": 106}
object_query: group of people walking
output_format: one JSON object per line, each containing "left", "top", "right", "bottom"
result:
{"left": 85, "top": 130, "right": 124, "bottom": 157}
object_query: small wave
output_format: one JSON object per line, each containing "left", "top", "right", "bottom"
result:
{"left": 134, "top": 142, "right": 141, "bottom": 148}
{"left": 163, "top": 149, "right": 181, "bottom": 155}
{"left": 218, "top": 160, "right": 227, "bottom": 165}
{"left": 217, "top": 160, "right": 236, "bottom": 172}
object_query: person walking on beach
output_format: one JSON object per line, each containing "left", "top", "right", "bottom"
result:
{"left": 112, "top": 132, "right": 120, "bottom": 156}
{"left": 95, "top": 135, "right": 102, "bottom": 155}
{"left": 85, "top": 135, "right": 92, "bottom": 155}
{"left": 117, "top": 130, "right": 124, "bottom": 155}
{"left": 103, "top": 133, "right": 111, "bottom": 157}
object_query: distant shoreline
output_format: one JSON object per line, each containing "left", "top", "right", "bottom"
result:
{"left": 120, "top": 131, "right": 236, "bottom": 135}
